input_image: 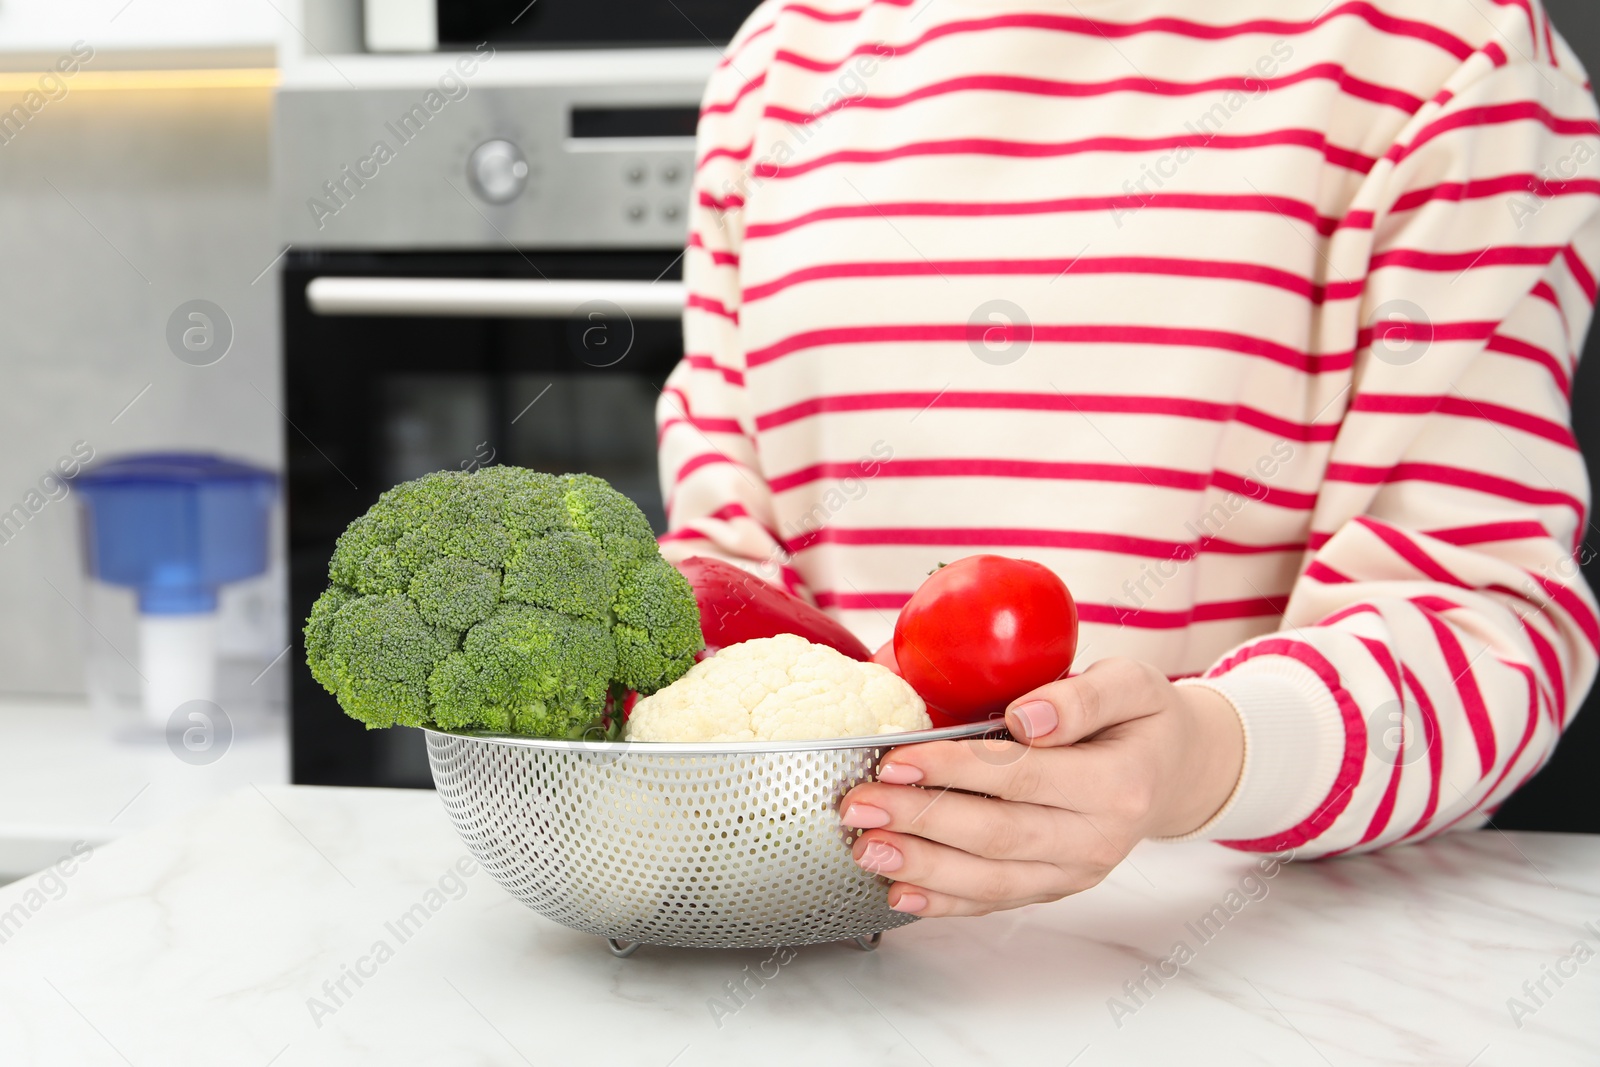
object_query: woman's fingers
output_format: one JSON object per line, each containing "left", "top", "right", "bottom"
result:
{"left": 843, "top": 781, "right": 1134, "bottom": 867}
{"left": 1003, "top": 658, "right": 1167, "bottom": 747}
{"left": 875, "top": 736, "right": 1133, "bottom": 809}
{"left": 851, "top": 829, "right": 1082, "bottom": 908}
{"left": 884, "top": 882, "right": 1051, "bottom": 919}
{"left": 842, "top": 783, "right": 1065, "bottom": 861}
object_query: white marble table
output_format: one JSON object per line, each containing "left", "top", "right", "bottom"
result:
{"left": 0, "top": 785, "right": 1594, "bottom": 1066}
{"left": 0, "top": 699, "right": 288, "bottom": 881}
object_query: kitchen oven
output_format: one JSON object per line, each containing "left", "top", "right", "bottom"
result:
{"left": 364, "top": 0, "right": 756, "bottom": 53}
{"left": 277, "top": 55, "right": 716, "bottom": 786}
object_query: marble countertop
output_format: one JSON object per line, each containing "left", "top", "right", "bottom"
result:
{"left": 0, "top": 785, "right": 1595, "bottom": 1066}
{"left": 0, "top": 699, "right": 287, "bottom": 881}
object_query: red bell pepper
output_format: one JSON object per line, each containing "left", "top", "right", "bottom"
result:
{"left": 674, "top": 556, "right": 872, "bottom": 661}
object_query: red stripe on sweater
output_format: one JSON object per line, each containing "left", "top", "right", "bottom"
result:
{"left": 1212, "top": 638, "right": 1367, "bottom": 852}
{"left": 1209, "top": 470, "right": 1319, "bottom": 511}
{"left": 1356, "top": 719, "right": 1408, "bottom": 849}
{"left": 1350, "top": 393, "right": 1577, "bottom": 448}
{"left": 1396, "top": 663, "right": 1445, "bottom": 841}
{"left": 682, "top": 354, "right": 746, "bottom": 387}
{"left": 748, "top": 131, "right": 1380, "bottom": 182}
{"left": 754, "top": 390, "right": 1341, "bottom": 442}
{"left": 659, "top": 387, "right": 747, "bottom": 444}
{"left": 1357, "top": 518, "right": 1466, "bottom": 591}
{"left": 1429, "top": 658, "right": 1543, "bottom": 837}
{"left": 761, "top": 65, "right": 1425, "bottom": 129}
{"left": 1562, "top": 245, "right": 1598, "bottom": 302}
{"left": 1485, "top": 334, "right": 1571, "bottom": 398}
{"left": 702, "top": 71, "right": 767, "bottom": 117}
{"left": 1509, "top": 570, "right": 1600, "bottom": 653}
{"left": 1423, "top": 519, "right": 1552, "bottom": 545}
{"left": 1304, "top": 559, "right": 1353, "bottom": 584}
{"left": 686, "top": 293, "right": 738, "bottom": 323}
{"left": 1324, "top": 462, "right": 1584, "bottom": 521}
{"left": 1389, "top": 175, "right": 1600, "bottom": 214}
{"left": 671, "top": 451, "right": 751, "bottom": 487}
{"left": 658, "top": 413, "right": 745, "bottom": 445}
{"left": 742, "top": 192, "right": 1345, "bottom": 241}
{"left": 1516, "top": 614, "right": 1569, "bottom": 725}
{"left": 1485, "top": 0, "right": 1536, "bottom": 54}
{"left": 742, "top": 255, "right": 1357, "bottom": 304}
{"left": 768, "top": 457, "right": 1208, "bottom": 494}
{"left": 1368, "top": 245, "right": 1562, "bottom": 274}
{"left": 754, "top": 6, "right": 1473, "bottom": 80}
{"left": 814, "top": 590, "right": 1285, "bottom": 628}
{"left": 1529, "top": 281, "right": 1572, "bottom": 338}
{"left": 745, "top": 323, "right": 1353, "bottom": 374}
{"left": 687, "top": 233, "right": 741, "bottom": 268}
{"left": 713, "top": 0, "right": 914, "bottom": 72}
{"left": 784, "top": 523, "right": 1306, "bottom": 559}
{"left": 1416, "top": 607, "right": 1497, "bottom": 775}
{"left": 1395, "top": 102, "right": 1600, "bottom": 164}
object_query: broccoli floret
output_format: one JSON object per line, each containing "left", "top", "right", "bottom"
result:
{"left": 613, "top": 554, "right": 702, "bottom": 693}
{"left": 502, "top": 530, "right": 618, "bottom": 620}
{"left": 303, "top": 584, "right": 355, "bottom": 692}
{"left": 330, "top": 472, "right": 464, "bottom": 594}
{"left": 304, "top": 466, "right": 703, "bottom": 737}
{"left": 562, "top": 472, "right": 660, "bottom": 567}
{"left": 409, "top": 557, "right": 500, "bottom": 631}
{"left": 428, "top": 605, "right": 615, "bottom": 736}
{"left": 311, "top": 594, "right": 456, "bottom": 728}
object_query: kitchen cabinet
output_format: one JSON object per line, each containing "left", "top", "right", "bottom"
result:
{"left": 0, "top": 0, "right": 278, "bottom": 66}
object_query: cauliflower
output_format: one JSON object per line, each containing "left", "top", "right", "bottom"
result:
{"left": 625, "top": 633, "right": 931, "bottom": 742}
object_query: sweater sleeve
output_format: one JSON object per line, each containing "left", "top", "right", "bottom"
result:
{"left": 1183, "top": 46, "right": 1600, "bottom": 856}
{"left": 655, "top": 8, "right": 811, "bottom": 598}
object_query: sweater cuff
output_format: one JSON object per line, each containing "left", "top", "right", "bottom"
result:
{"left": 1156, "top": 658, "right": 1346, "bottom": 844}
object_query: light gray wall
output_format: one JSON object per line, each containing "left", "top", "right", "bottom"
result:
{"left": 0, "top": 85, "right": 281, "bottom": 696}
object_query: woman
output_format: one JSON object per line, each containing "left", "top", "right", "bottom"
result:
{"left": 657, "top": 0, "right": 1600, "bottom": 918}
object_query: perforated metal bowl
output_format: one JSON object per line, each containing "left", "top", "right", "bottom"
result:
{"left": 425, "top": 721, "right": 1000, "bottom": 953}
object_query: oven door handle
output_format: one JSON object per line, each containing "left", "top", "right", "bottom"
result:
{"left": 304, "top": 277, "right": 687, "bottom": 320}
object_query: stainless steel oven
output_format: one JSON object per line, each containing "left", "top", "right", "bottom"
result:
{"left": 276, "top": 59, "right": 712, "bottom": 786}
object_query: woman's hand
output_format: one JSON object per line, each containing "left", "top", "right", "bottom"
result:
{"left": 839, "top": 658, "right": 1245, "bottom": 917}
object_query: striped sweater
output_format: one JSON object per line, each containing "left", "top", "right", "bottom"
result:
{"left": 655, "top": 0, "right": 1600, "bottom": 856}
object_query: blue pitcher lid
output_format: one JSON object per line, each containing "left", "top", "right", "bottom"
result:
{"left": 78, "top": 452, "right": 277, "bottom": 489}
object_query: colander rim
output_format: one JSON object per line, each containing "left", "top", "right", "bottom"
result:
{"left": 422, "top": 718, "right": 1007, "bottom": 755}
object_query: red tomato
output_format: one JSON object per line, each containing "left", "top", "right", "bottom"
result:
{"left": 893, "top": 555, "right": 1078, "bottom": 725}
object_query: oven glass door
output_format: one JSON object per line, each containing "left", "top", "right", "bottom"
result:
{"left": 441, "top": 0, "right": 758, "bottom": 48}
{"left": 284, "top": 249, "right": 685, "bottom": 787}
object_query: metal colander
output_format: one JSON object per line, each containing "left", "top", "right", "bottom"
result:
{"left": 425, "top": 721, "right": 1000, "bottom": 954}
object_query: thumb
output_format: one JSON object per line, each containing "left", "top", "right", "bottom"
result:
{"left": 1004, "top": 659, "right": 1150, "bottom": 747}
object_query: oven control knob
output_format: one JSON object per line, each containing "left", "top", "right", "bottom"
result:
{"left": 467, "top": 139, "right": 530, "bottom": 204}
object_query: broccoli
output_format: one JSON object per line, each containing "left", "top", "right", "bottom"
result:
{"left": 304, "top": 468, "right": 702, "bottom": 738}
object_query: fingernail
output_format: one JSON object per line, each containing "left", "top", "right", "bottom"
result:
{"left": 856, "top": 841, "right": 903, "bottom": 874}
{"left": 877, "top": 762, "right": 923, "bottom": 785}
{"left": 840, "top": 803, "right": 891, "bottom": 829}
{"left": 891, "top": 892, "right": 927, "bottom": 914}
{"left": 1011, "top": 700, "right": 1058, "bottom": 739}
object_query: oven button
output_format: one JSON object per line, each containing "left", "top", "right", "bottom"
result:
{"left": 467, "top": 139, "right": 530, "bottom": 204}
{"left": 661, "top": 202, "right": 681, "bottom": 221}
{"left": 625, "top": 163, "right": 647, "bottom": 183}
{"left": 626, "top": 201, "right": 647, "bottom": 221}
{"left": 660, "top": 164, "right": 681, "bottom": 184}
